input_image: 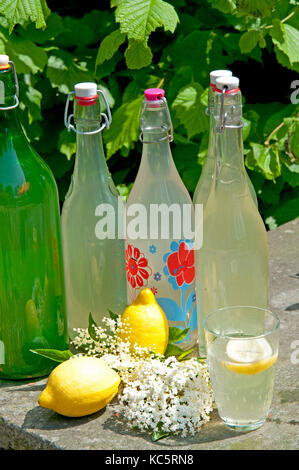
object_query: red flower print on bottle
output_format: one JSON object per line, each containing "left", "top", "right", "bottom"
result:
{"left": 166, "top": 241, "right": 195, "bottom": 287}
{"left": 125, "top": 244, "right": 152, "bottom": 289}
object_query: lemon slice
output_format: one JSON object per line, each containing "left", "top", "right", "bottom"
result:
{"left": 223, "top": 337, "right": 277, "bottom": 375}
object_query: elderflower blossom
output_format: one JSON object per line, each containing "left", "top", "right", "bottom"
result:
{"left": 117, "top": 356, "right": 213, "bottom": 437}
{"left": 72, "top": 315, "right": 214, "bottom": 438}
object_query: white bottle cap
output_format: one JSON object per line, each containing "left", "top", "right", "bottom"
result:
{"left": 0, "top": 55, "right": 9, "bottom": 66}
{"left": 74, "top": 82, "right": 98, "bottom": 97}
{"left": 215, "top": 75, "right": 240, "bottom": 91}
{"left": 210, "top": 69, "right": 232, "bottom": 85}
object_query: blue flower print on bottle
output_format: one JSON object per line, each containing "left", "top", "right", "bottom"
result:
{"left": 149, "top": 244, "right": 157, "bottom": 254}
{"left": 157, "top": 240, "right": 198, "bottom": 340}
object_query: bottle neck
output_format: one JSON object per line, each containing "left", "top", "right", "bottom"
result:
{"left": 0, "top": 109, "right": 28, "bottom": 193}
{"left": 73, "top": 100, "right": 110, "bottom": 185}
{"left": 141, "top": 133, "right": 174, "bottom": 174}
{"left": 207, "top": 104, "right": 215, "bottom": 158}
{"left": 140, "top": 98, "right": 174, "bottom": 175}
{"left": 213, "top": 90, "right": 246, "bottom": 180}
{"left": 215, "top": 126, "right": 245, "bottom": 174}
{"left": 0, "top": 108, "right": 23, "bottom": 139}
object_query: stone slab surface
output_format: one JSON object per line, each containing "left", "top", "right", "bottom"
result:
{"left": 0, "top": 219, "right": 298, "bottom": 450}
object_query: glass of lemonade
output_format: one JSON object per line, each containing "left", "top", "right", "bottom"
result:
{"left": 204, "top": 306, "right": 280, "bottom": 431}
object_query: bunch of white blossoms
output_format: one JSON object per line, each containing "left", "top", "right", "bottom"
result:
{"left": 72, "top": 316, "right": 214, "bottom": 438}
{"left": 114, "top": 356, "right": 213, "bottom": 437}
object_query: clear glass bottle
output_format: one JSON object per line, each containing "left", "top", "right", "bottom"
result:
{"left": 0, "top": 55, "right": 68, "bottom": 379}
{"left": 125, "top": 88, "right": 198, "bottom": 350}
{"left": 61, "top": 82, "right": 126, "bottom": 337}
{"left": 193, "top": 70, "right": 257, "bottom": 208}
{"left": 196, "top": 76, "right": 268, "bottom": 357}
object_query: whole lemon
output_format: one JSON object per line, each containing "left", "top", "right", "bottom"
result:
{"left": 119, "top": 288, "right": 169, "bottom": 355}
{"left": 38, "top": 356, "right": 120, "bottom": 417}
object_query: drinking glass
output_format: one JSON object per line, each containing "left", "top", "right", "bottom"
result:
{"left": 204, "top": 306, "right": 280, "bottom": 431}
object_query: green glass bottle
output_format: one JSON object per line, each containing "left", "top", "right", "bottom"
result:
{"left": 0, "top": 55, "right": 68, "bottom": 380}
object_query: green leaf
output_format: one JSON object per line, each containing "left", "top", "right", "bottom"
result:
{"left": 116, "top": 183, "right": 133, "bottom": 200}
{"left": 19, "top": 12, "right": 65, "bottom": 43}
{"left": 98, "top": 83, "right": 115, "bottom": 111}
{"left": 46, "top": 49, "right": 93, "bottom": 94}
{"left": 30, "top": 348, "right": 73, "bottom": 363}
{"left": 104, "top": 95, "right": 143, "bottom": 158}
{"left": 168, "top": 326, "right": 190, "bottom": 344}
{"left": 108, "top": 309, "right": 119, "bottom": 322}
{"left": 122, "top": 80, "right": 143, "bottom": 103}
{"left": 96, "top": 29, "right": 126, "bottom": 67}
{"left": 263, "top": 103, "right": 294, "bottom": 137}
{"left": 20, "top": 80, "right": 42, "bottom": 124}
{"left": 236, "top": 0, "right": 276, "bottom": 17}
{"left": 265, "top": 191, "right": 299, "bottom": 228}
{"left": 151, "top": 422, "right": 170, "bottom": 441}
{"left": 5, "top": 37, "right": 48, "bottom": 74}
{"left": 172, "top": 82, "right": 209, "bottom": 139}
{"left": 246, "top": 143, "right": 281, "bottom": 181}
{"left": 151, "top": 429, "right": 170, "bottom": 441}
{"left": 44, "top": 151, "right": 74, "bottom": 179}
{"left": 289, "top": 121, "right": 299, "bottom": 158}
{"left": 164, "top": 343, "right": 185, "bottom": 358}
{"left": 282, "top": 162, "right": 299, "bottom": 188}
{"left": 54, "top": 17, "right": 94, "bottom": 48}
{"left": 0, "top": 0, "right": 50, "bottom": 32}
{"left": 96, "top": 52, "right": 122, "bottom": 80}
{"left": 239, "top": 30, "right": 260, "bottom": 53}
{"left": 124, "top": 40, "right": 153, "bottom": 69}
{"left": 88, "top": 313, "right": 99, "bottom": 341}
{"left": 269, "top": 18, "right": 285, "bottom": 44}
{"left": 58, "top": 128, "right": 76, "bottom": 161}
{"left": 271, "top": 23, "right": 299, "bottom": 67}
{"left": 177, "top": 348, "right": 193, "bottom": 361}
{"left": 273, "top": 45, "right": 299, "bottom": 73}
{"left": 207, "top": 0, "right": 236, "bottom": 14}
{"left": 242, "top": 117, "right": 251, "bottom": 142}
{"left": 115, "top": 0, "right": 179, "bottom": 41}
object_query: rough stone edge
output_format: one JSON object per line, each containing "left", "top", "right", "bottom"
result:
{"left": 0, "top": 417, "right": 61, "bottom": 450}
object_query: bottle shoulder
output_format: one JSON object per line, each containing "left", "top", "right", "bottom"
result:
{"left": 128, "top": 162, "right": 192, "bottom": 206}
{"left": 62, "top": 177, "right": 123, "bottom": 215}
{"left": 203, "top": 192, "right": 267, "bottom": 245}
{"left": 0, "top": 141, "right": 59, "bottom": 206}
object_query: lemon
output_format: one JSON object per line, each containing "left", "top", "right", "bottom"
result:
{"left": 25, "top": 299, "right": 39, "bottom": 330}
{"left": 119, "top": 288, "right": 169, "bottom": 355}
{"left": 222, "top": 337, "right": 278, "bottom": 375}
{"left": 38, "top": 356, "right": 120, "bottom": 417}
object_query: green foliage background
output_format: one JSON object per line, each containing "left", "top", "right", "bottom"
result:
{"left": 0, "top": 0, "right": 298, "bottom": 229}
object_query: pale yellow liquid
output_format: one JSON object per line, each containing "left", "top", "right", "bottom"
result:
{"left": 196, "top": 162, "right": 268, "bottom": 356}
{"left": 207, "top": 336, "right": 276, "bottom": 430}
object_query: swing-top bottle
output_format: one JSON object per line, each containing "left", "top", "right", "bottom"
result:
{"left": 61, "top": 82, "right": 126, "bottom": 336}
{"left": 125, "top": 88, "right": 198, "bottom": 350}
{"left": 195, "top": 76, "right": 268, "bottom": 356}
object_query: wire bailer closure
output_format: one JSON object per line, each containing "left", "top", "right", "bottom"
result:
{"left": 139, "top": 124, "right": 174, "bottom": 144}
{"left": 139, "top": 97, "right": 174, "bottom": 144}
{"left": 216, "top": 86, "right": 244, "bottom": 134}
{"left": 64, "top": 89, "right": 112, "bottom": 135}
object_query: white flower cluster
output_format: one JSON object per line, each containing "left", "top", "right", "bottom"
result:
{"left": 72, "top": 317, "right": 214, "bottom": 438}
{"left": 116, "top": 356, "right": 213, "bottom": 437}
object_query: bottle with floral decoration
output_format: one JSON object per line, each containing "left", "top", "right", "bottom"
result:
{"left": 125, "top": 88, "right": 198, "bottom": 351}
